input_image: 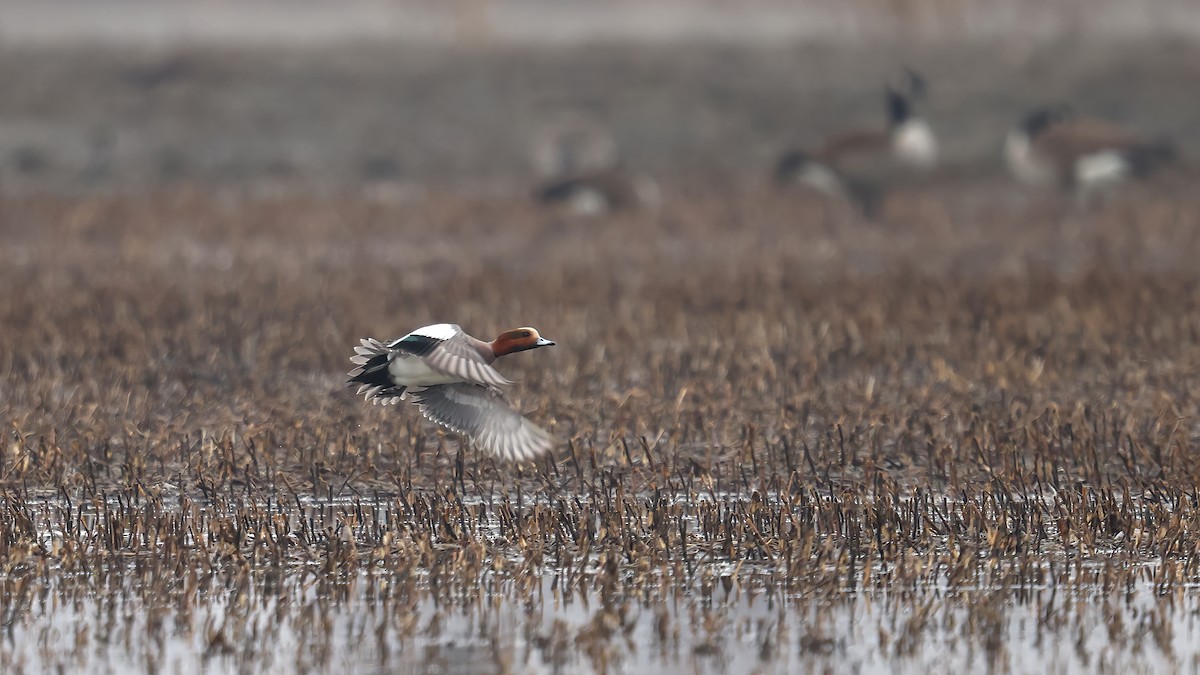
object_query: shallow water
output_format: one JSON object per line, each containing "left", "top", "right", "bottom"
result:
{"left": 5, "top": 566, "right": 1195, "bottom": 674}
{"left": 3, "top": 490, "right": 1197, "bottom": 675}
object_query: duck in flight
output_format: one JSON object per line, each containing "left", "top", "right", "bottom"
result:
{"left": 348, "top": 323, "right": 557, "bottom": 461}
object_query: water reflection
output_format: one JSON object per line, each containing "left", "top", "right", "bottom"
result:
{"left": 5, "top": 481, "right": 1200, "bottom": 674}
{"left": 4, "top": 562, "right": 1193, "bottom": 674}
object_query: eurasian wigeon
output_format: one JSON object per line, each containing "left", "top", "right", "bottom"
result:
{"left": 348, "top": 323, "right": 556, "bottom": 461}
{"left": 1004, "top": 104, "right": 1175, "bottom": 196}
{"left": 775, "top": 69, "right": 938, "bottom": 217}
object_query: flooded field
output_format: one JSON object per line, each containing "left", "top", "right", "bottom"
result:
{"left": 8, "top": 487, "right": 1200, "bottom": 674}
{"left": 3, "top": 26, "right": 1200, "bottom": 673}
{"left": 4, "top": 182, "right": 1200, "bottom": 672}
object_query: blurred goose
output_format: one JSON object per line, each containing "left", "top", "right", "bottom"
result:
{"left": 775, "top": 69, "right": 938, "bottom": 216}
{"left": 348, "top": 323, "right": 556, "bottom": 461}
{"left": 531, "top": 113, "right": 659, "bottom": 215}
{"left": 1004, "top": 105, "right": 1175, "bottom": 193}
{"left": 535, "top": 170, "right": 660, "bottom": 215}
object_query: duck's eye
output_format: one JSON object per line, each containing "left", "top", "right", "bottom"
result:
{"left": 518, "top": 330, "right": 532, "bottom": 338}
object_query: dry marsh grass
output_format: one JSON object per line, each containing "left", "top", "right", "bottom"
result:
{"left": 4, "top": 183, "right": 1200, "bottom": 672}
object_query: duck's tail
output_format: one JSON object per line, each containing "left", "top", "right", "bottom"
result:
{"left": 348, "top": 338, "right": 406, "bottom": 405}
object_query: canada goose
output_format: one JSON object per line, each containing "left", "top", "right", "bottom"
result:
{"left": 530, "top": 114, "right": 659, "bottom": 215}
{"left": 775, "top": 69, "right": 938, "bottom": 216}
{"left": 1004, "top": 105, "right": 1176, "bottom": 194}
{"left": 535, "top": 171, "right": 660, "bottom": 216}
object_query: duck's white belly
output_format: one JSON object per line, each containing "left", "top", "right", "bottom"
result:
{"left": 388, "top": 355, "right": 462, "bottom": 387}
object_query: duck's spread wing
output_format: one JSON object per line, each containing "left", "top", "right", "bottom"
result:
{"left": 422, "top": 336, "right": 514, "bottom": 389}
{"left": 411, "top": 384, "right": 554, "bottom": 461}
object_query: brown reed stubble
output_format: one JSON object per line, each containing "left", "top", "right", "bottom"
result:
{"left": 2, "top": 183, "right": 1200, "bottom": 670}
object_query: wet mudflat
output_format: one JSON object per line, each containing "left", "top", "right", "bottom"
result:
{"left": 3, "top": 179, "right": 1200, "bottom": 673}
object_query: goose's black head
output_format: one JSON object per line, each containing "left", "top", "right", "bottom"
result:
{"left": 1020, "top": 104, "right": 1073, "bottom": 138}
{"left": 886, "top": 88, "right": 912, "bottom": 126}
{"left": 897, "top": 68, "right": 928, "bottom": 99}
{"left": 885, "top": 68, "right": 927, "bottom": 126}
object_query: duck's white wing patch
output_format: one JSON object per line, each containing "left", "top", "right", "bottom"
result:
{"left": 426, "top": 337, "right": 514, "bottom": 389}
{"left": 411, "top": 384, "right": 554, "bottom": 462}
{"left": 408, "top": 323, "right": 461, "bottom": 341}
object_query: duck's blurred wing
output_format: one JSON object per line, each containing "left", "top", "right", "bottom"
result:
{"left": 425, "top": 335, "right": 514, "bottom": 389}
{"left": 412, "top": 384, "right": 554, "bottom": 461}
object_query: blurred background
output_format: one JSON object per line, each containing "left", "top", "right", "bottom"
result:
{"left": 6, "top": 4, "right": 1200, "bottom": 673}
{"left": 1, "top": 0, "right": 1198, "bottom": 195}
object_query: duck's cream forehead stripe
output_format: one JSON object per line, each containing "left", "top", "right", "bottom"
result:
{"left": 411, "top": 323, "right": 458, "bottom": 341}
